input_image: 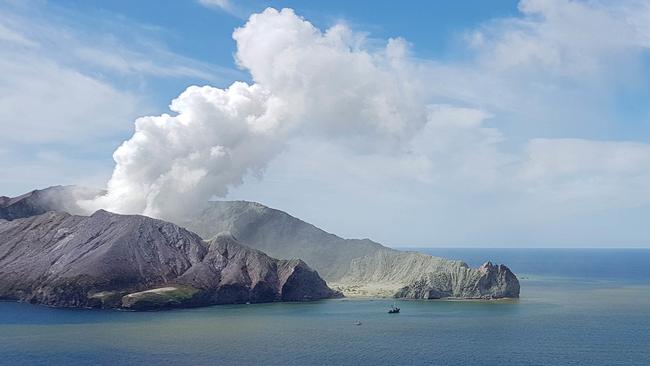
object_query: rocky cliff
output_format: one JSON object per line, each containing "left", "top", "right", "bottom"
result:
{"left": 0, "top": 210, "right": 336, "bottom": 309}
{"left": 184, "top": 201, "right": 520, "bottom": 299}
{"left": 393, "top": 261, "right": 520, "bottom": 299}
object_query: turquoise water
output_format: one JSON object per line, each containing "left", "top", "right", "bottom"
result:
{"left": 1, "top": 249, "right": 649, "bottom": 365}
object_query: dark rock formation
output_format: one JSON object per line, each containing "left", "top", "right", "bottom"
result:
{"left": 172, "top": 232, "right": 338, "bottom": 305}
{"left": 0, "top": 210, "right": 336, "bottom": 309}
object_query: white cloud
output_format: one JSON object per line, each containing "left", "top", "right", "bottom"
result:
{"left": 199, "top": 0, "right": 231, "bottom": 9}
{"left": 521, "top": 139, "right": 650, "bottom": 181}
{"left": 0, "top": 6, "right": 230, "bottom": 81}
{"left": 233, "top": 9, "right": 427, "bottom": 149}
{"left": 72, "top": 45, "right": 217, "bottom": 80}
{"left": 468, "top": 0, "right": 650, "bottom": 76}
{"left": 0, "top": 1, "right": 237, "bottom": 196}
{"left": 0, "top": 22, "right": 36, "bottom": 46}
{"left": 0, "top": 1, "right": 643, "bottom": 246}
{"left": 84, "top": 8, "right": 430, "bottom": 220}
{"left": 84, "top": 4, "right": 650, "bottom": 245}
{"left": 198, "top": 0, "right": 246, "bottom": 18}
{"left": 419, "top": 0, "right": 650, "bottom": 143}
{"left": 0, "top": 54, "right": 141, "bottom": 144}
{"left": 518, "top": 138, "right": 650, "bottom": 209}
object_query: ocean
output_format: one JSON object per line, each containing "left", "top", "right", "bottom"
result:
{"left": 1, "top": 249, "right": 649, "bottom": 366}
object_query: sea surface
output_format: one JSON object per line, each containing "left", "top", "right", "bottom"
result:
{"left": 1, "top": 249, "right": 649, "bottom": 366}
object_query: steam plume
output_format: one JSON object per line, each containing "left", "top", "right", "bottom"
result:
{"left": 81, "top": 8, "right": 428, "bottom": 220}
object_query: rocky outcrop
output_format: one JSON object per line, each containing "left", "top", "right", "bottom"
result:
{"left": 393, "top": 261, "right": 520, "bottom": 299}
{"left": 183, "top": 201, "right": 520, "bottom": 299}
{"left": 176, "top": 232, "right": 338, "bottom": 305}
{"left": 0, "top": 210, "right": 336, "bottom": 309}
{"left": 331, "top": 249, "right": 520, "bottom": 299}
{"left": 329, "top": 250, "right": 521, "bottom": 299}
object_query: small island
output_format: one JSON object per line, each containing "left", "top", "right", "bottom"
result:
{"left": 0, "top": 187, "right": 519, "bottom": 310}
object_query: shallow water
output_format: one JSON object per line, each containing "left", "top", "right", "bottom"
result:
{"left": 1, "top": 249, "right": 649, "bottom": 365}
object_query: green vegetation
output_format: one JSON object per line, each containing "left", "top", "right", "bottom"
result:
{"left": 121, "top": 286, "right": 200, "bottom": 310}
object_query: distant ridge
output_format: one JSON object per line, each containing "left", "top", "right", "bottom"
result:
{"left": 0, "top": 185, "right": 100, "bottom": 221}
{"left": 183, "top": 201, "right": 520, "bottom": 299}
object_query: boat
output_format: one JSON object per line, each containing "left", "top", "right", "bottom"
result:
{"left": 388, "top": 304, "right": 400, "bottom": 314}
{"left": 354, "top": 321, "right": 362, "bottom": 326}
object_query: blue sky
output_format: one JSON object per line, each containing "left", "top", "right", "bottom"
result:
{"left": 45, "top": 0, "right": 523, "bottom": 104}
{"left": 1, "top": 0, "right": 650, "bottom": 247}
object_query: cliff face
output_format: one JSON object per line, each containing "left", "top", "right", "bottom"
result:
{"left": 0, "top": 211, "right": 336, "bottom": 309}
{"left": 184, "top": 201, "right": 520, "bottom": 300}
{"left": 334, "top": 250, "right": 520, "bottom": 299}
{"left": 393, "top": 261, "right": 520, "bottom": 299}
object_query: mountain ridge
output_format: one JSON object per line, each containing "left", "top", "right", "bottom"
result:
{"left": 183, "top": 201, "right": 520, "bottom": 299}
{"left": 0, "top": 209, "right": 336, "bottom": 309}
{"left": 0, "top": 186, "right": 520, "bottom": 301}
